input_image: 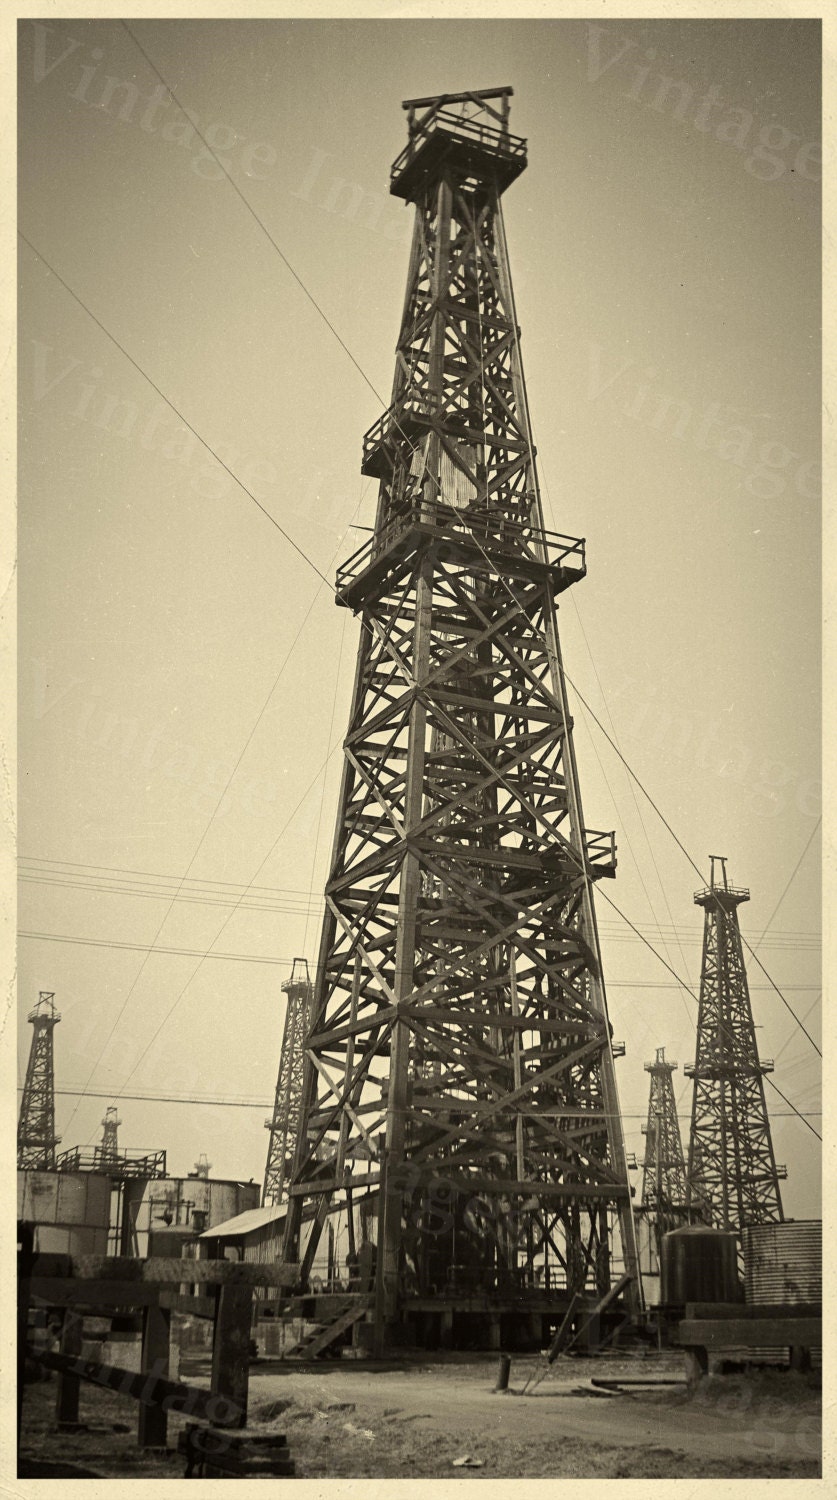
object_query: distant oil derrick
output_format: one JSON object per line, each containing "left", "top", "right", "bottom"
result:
{"left": 18, "top": 991, "right": 61, "bottom": 1170}
{"left": 685, "top": 857, "right": 786, "bottom": 1231}
{"left": 640, "top": 1047, "right": 689, "bottom": 1246}
{"left": 94, "top": 1104, "right": 122, "bottom": 1168}
{"left": 263, "top": 958, "right": 312, "bottom": 1206}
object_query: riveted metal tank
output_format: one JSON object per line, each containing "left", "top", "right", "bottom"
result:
{"left": 17, "top": 1170, "right": 110, "bottom": 1255}
{"left": 660, "top": 1225, "right": 742, "bottom": 1305}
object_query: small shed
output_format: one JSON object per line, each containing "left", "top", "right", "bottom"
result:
{"left": 197, "top": 1202, "right": 286, "bottom": 1264}
{"left": 197, "top": 1203, "right": 288, "bottom": 1312}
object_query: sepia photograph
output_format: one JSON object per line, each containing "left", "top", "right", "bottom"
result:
{"left": 12, "top": 4, "right": 823, "bottom": 1485}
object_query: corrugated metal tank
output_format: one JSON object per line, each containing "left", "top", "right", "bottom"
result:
{"left": 660, "top": 1225, "right": 741, "bottom": 1305}
{"left": 743, "top": 1220, "right": 822, "bottom": 1305}
{"left": 17, "top": 1170, "right": 110, "bottom": 1255}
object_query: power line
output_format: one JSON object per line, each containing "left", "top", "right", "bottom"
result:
{"left": 112, "top": 727, "right": 346, "bottom": 1100}
{"left": 29, "top": 1086, "right": 821, "bottom": 1120}
{"left": 540, "top": 466, "right": 693, "bottom": 1013}
{"left": 22, "top": 67, "right": 819, "bottom": 1116}
{"left": 19, "top": 234, "right": 332, "bottom": 592}
{"left": 594, "top": 884, "right": 822, "bottom": 1143}
{"left": 14, "top": 931, "right": 820, "bottom": 992}
{"left": 752, "top": 817, "right": 821, "bottom": 954}
{"left": 559, "top": 665, "right": 822, "bottom": 1058}
{"left": 18, "top": 869, "right": 822, "bottom": 950}
{"left": 121, "top": 19, "right": 388, "bottom": 413}
{"left": 18, "top": 931, "right": 294, "bottom": 964}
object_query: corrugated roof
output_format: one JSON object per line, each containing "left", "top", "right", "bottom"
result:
{"left": 198, "top": 1203, "right": 286, "bottom": 1239}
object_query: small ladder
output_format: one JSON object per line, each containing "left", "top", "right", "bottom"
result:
{"left": 283, "top": 1295, "right": 372, "bottom": 1360}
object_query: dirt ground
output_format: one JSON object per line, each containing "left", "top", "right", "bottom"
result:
{"left": 18, "top": 1349, "right": 821, "bottom": 1479}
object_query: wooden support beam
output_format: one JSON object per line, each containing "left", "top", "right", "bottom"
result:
{"left": 210, "top": 1284, "right": 252, "bottom": 1430}
{"left": 676, "top": 1317, "right": 822, "bottom": 1351}
{"left": 55, "top": 1308, "right": 83, "bottom": 1429}
{"left": 68, "top": 1257, "right": 299, "bottom": 1287}
{"left": 30, "top": 1277, "right": 165, "bottom": 1309}
{"left": 138, "top": 1302, "right": 170, "bottom": 1449}
{"left": 26, "top": 1346, "right": 243, "bottom": 1427}
{"left": 684, "top": 1302, "right": 821, "bottom": 1320}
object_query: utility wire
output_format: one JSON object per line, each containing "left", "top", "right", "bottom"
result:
{"left": 593, "top": 886, "right": 822, "bottom": 1143}
{"left": 19, "top": 860, "right": 822, "bottom": 945}
{"left": 19, "top": 235, "right": 332, "bottom": 591}
{"left": 19, "top": 1085, "right": 821, "bottom": 1119}
{"left": 113, "top": 726, "right": 346, "bottom": 1099}
{"left": 753, "top": 817, "right": 821, "bottom": 955}
{"left": 58, "top": 552, "right": 338, "bottom": 1138}
{"left": 559, "top": 664, "right": 821, "bottom": 1059}
{"left": 16, "top": 931, "right": 816, "bottom": 990}
{"left": 19, "top": 931, "right": 293, "bottom": 964}
{"left": 121, "top": 20, "right": 388, "bottom": 412}
{"left": 24, "top": 60, "right": 819, "bottom": 1115}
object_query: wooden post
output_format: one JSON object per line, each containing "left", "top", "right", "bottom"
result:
{"left": 682, "top": 1346, "right": 708, "bottom": 1389}
{"left": 373, "top": 1139, "right": 388, "bottom": 1357}
{"left": 210, "top": 1284, "right": 252, "bottom": 1429}
{"left": 56, "top": 1309, "right": 83, "bottom": 1429}
{"left": 17, "top": 1221, "right": 35, "bottom": 1452}
{"left": 137, "top": 1301, "right": 170, "bottom": 1449}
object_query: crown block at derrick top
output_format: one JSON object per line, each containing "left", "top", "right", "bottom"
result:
{"left": 390, "top": 89, "right": 527, "bottom": 202}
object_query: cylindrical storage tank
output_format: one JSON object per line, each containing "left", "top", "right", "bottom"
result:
{"left": 17, "top": 1171, "right": 110, "bottom": 1256}
{"left": 743, "top": 1221, "right": 822, "bottom": 1306}
{"left": 204, "top": 1178, "right": 260, "bottom": 1228}
{"left": 120, "top": 1177, "right": 261, "bottom": 1256}
{"left": 660, "top": 1226, "right": 742, "bottom": 1305}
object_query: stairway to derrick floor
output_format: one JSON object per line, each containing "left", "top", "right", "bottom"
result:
{"left": 282, "top": 1294, "right": 373, "bottom": 1360}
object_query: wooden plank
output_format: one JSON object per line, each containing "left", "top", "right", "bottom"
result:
{"left": 70, "top": 1257, "right": 299, "bottom": 1288}
{"left": 27, "top": 1346, "right": 242, "bottom": 1426}
{"left": 210, "top": 1284, "right": 252, "bottom": 1429}
{"left": 676, "top": 1317, "right": 822, "bottom": 1350}
{"left": 685, "top": 1302, "right": 821, "bottom": 1320}
{"left": 30, "top": 1277, "right": 164, "bottom": 1309}
{"left": 428, "top": 1174, "right": 631, "bottom": 1202}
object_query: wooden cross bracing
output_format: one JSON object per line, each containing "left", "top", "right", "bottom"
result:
{"left": 282, "top": 95, "right": 638, "bottom": 1326}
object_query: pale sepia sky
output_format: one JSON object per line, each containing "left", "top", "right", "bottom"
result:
{"left": 17, "top": 14, "right": 821, "bottom": 1214}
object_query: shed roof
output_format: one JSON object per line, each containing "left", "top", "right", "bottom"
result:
{"left": 198, "top": 1203, "right": 286, "bottom": 1239}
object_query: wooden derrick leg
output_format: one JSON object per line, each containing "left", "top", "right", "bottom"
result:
{"left": 56, "top": 1308, "right": 83, "bottom": 1429}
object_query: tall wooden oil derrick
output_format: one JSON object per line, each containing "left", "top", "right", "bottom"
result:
{"left": 282, "top": 89, "right": 639, "bottom": 1338}
{"left": 263, "top": 959, "right": 313, "bottom": 1206}
{"left": 686, "top": 857, "right": 786, "bottom": 1231}
{"left": 18, "top": 991, "right": 61, "bottom": 1170}
{"left": 640, "top": 1047, "right": 689, "bottom": 1248}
